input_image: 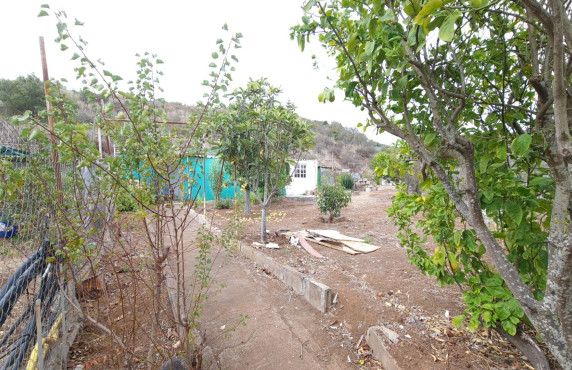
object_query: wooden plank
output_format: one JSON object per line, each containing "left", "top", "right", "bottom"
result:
{"left": 294, "top": 233, "right": 325, "bottom": 258}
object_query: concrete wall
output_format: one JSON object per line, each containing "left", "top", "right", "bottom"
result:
{"left": 286, "top": 160, "right": 318, "bottom": 196}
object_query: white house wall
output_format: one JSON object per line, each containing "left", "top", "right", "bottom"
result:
{"left": 286, "top": 160, "right": 318, "bottom": 196}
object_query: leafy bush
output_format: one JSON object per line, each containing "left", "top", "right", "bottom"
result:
{"left": 116, "top": 182, "right": 139, "bottom": 212}
{"left": 337, "top": 172, "right": 355, "bottom": 190}
{"left": 317, "top": 183, "right": 351, "bottom": 222}
{"left": 215, "top": 198, "right": 232, "bottom": 209}
{"left": 207, "top": 160, "right": 228, "bottom": 202}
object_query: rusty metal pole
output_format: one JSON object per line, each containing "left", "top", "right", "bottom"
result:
{"left": 39, "top": 36, "right": 64, "bottom": 205}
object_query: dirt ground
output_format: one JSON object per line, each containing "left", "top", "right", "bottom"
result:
{"left": 207, "top": 186, "right": 540, "bottom": 369}
{"left": 66, "top": 186, "right": 544, "bottom": 369}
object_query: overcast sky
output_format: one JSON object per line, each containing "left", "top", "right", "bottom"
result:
{"left": 0, "top": 0, "right": 396, "bottom": 144}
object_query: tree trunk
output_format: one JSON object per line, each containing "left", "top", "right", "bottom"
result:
{"left": 244, "top": 188, "right": 252, "bottom": 215}
{"left": 496, "top": 326, "right": 550, "bottom": 370}
{"left": 260, "top": 204, "right": 267, "bottom": 244}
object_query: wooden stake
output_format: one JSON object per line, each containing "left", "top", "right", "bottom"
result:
{"left": 39, "top": 36, "right": 64, "bottom": 205}
{"left": 35, "top": 299, "right": 44, "bottom": 370}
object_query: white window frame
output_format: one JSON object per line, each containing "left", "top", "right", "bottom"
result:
{"left": 293, "top": 163, "right": 306, "bottom": 178}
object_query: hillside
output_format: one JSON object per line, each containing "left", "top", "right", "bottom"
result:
{"left": 13, "top": 90, "right": 385, "bottom": 176}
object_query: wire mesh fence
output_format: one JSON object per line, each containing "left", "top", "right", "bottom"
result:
{"left": 0, "top": 119, "right": 107, "bottom": 369}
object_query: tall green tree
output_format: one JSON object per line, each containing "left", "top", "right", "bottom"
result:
{"left": 0, "top": 74, "right": 45, "bottom": 116}
{"left": 293, "top": 1, "right": 572, "bottom": 368}
{"left": 213, "top": 78, "right": 315, "bottom": 243}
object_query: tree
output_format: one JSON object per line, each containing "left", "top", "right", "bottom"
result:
{"left": 317, "top": 183, "right": 351, "bottom": 222}
{"left": 370, "top": 144, "right": 402, "bottom": 184}
{"left": 207, "top": 159, "right": 227, "bottom": 203}
{"left": 0, "top": 75, "right": 46, "bottom": 116}
{"left": 213, "top": 78, "right": 315, "bottom": 243}
{"left": 293, "top": 1, "right": 572, "bottom": 368}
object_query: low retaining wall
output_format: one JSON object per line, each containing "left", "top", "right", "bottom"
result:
{"left": 190, "top": 210, "right": 334, "bottom": 313}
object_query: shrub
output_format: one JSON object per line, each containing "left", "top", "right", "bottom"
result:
{"left": 317, "top": 183, "right": 352, "bottom": 222}
{"left": 116, "top": 182, "right": 138, "bottom": 212}
{"left": 215, "top": 198, "right": 232, "bottom": 209}
{"left": 337, "top": 173, "right": 355, "bottom": 190}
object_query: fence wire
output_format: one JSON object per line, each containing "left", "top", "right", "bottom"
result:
{"left": 0, "top": 120, "right": 108, "bottom": 369}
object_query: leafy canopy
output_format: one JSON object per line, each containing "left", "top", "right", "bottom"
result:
{"left": 293, "top": 0, "right": 572, "bottom": 367}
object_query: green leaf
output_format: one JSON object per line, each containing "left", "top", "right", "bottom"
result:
{"left": 365, "top": 41, "right": 375, "bottom": 56}
{"left": 40, "top": 4, "right": 50, "bottom": 8}
{"left": 453, "top": 315, "right": 464, "bottom": 327}
{"left": 505, "top": 200, "right": 523, "bottom": 225}
{"left": 304, "top": 0, "right": 317, "bottom": 12}
{"left": 29, "top": 128, "right": 40, "bottom": 141}
{"left": 71, "top": 53, "right": 80, "bottom": 60}
{"left": 222, "top": 23, "right": 228, "bottom": 31}
{"left": 511, "top": 134, "right": 532, "bottom": 156}
{"left": 379, "top": 9, "right": 395, "bottom": 22}
{"left": 348, "top": 32, "right": 359, "bottom": 51}
{"left": 298, "top": 34, "right": 306, "bottom": 52}
{"left": 424, "top": 132, "right": 437, "bottom": 146}
{"left": 479, "top": 155, "right": 490, "bottom": 173}
{"left": 454, "top": 230, "right": 462, "bottom": 247}
{"left": 38, "top": 10, "right": 49, "bottom": 17}
{"left": 345, "top": 81, "right": 358, "bottom": 97}
{"left": 373, "top": 0, "right": 382, "bottom": 13}
{"left": 529, "top": 176, "right": 552, "bottom": 187}
{"left": 501, "top": 320, "right": 517, "bottom": 335}
{"left": 414, "top": 0, "right": 444, "bottom": 25}
{"left": 496, "top": 144, "right": 507, "bottom": 160}
{"left": 211, "top": 52, "right": 219, "bottom": 59}
{"left": 438, "top": 10, "right": 461, "bottom": 42}
{"left": 74, "top": 19, "right": 84, "bottom": 26}
{"left": 482, "top": 311, "right": 492, "bottom": 323}
{"left": 104, "top": 101, "right": 114, "bottom": 114}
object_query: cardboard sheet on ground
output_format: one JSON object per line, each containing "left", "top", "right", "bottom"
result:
{"left": 307, "top": 229, "right": 365, "bottom": 242}
{"left": 306, "top": 229, "right": 381, "bottom": 254}
{"left": 339, "top": 240, "right": 380, "bottom": 253}
{"left": 292, "top": 231, "right": 359, "bottom": 255}
{"left": 293, "top": 233, "right": 324, "bottom": 258}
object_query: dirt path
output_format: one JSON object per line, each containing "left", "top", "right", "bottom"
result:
{"left": 203, "top": 187, "right": 536, "bottom": 369}
{"left": 170, "top": 221, "right": 355, "bottom": 369}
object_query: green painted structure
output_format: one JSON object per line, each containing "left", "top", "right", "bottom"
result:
{"left": 181, "top": 156, "right": 240, "bottom": 202}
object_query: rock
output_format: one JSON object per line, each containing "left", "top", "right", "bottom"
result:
{"left": 160, "top": 356, "right": 188, "bottom": 370}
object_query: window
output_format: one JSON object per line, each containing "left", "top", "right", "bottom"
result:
{"left": 294, "top": 164, "right": 306, "bottom": 178}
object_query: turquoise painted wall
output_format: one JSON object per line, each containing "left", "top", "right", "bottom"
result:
{"left": 183, "top": 157, "right": 240, "bottom": 201}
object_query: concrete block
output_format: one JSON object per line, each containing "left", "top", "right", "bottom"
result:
{"left": 266, "top": 257, "right": 284, "bottom": 280}
{"left": 282, "top": 265, "right": 308, "bottom": 295}
{"left": 366, "top": 326, "right": 402, "bottom": 370}
{"left": 304, "top": 279, "right": 333, "bottom": 313}
{"left": 240, "top": 243, "right": 256, "bottom": 261}
{"left": 254, "top": 250, "right": 268, "bottom": 269}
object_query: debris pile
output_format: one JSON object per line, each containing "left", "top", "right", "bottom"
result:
{"left": 288, "top": 229, "right": 381, "bottom": 255}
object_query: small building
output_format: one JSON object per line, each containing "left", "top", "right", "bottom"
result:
{"left": 286, "top": 159, "right": 318, "bottom": 196}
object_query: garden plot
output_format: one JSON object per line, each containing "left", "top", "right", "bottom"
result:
{"left": 208, "top": 186, "right": 543, "bottom": 369}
